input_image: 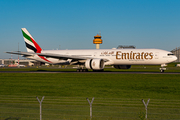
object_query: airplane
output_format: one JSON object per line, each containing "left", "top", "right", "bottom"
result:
{"left": 0, "top": 64, "right": 5, "bottom": 67}
{"left": 17, "top": 64, "right": 26, "bottom": 67}
{"left": 6, "top": 28, "right": 177, "bottom": 72}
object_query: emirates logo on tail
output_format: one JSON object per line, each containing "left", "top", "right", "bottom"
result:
{"left": 21, "top": 28, "right": 42, "bottom": 53}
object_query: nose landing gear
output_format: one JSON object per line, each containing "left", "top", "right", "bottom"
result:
{"left": 160, "top": 64, "right": 167, "bottom": 73}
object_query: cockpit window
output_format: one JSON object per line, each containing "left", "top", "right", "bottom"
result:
{"left": 168, "top": 53, "right": 174, "bottom": 56}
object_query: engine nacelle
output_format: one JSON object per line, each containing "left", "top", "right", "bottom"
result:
{"left": 85, "top": 59, "right": 105, "bottom": 70}
{"left": 114, "top": 65, "right": 131, "bottom": 69}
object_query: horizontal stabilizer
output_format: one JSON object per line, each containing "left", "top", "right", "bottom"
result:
{"left": 6, "top": 51, "right": 35, "bottom": 56}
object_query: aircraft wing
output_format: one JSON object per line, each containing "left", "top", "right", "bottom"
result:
{"left": 37, "top": 52, "right": 90, "bottom": 60}
{"left": 6, "top": 51, "right": 109, "bottom": 62}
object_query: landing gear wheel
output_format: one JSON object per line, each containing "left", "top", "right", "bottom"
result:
{"left": 160, "top": 68, "right": 166, "bottom": 73}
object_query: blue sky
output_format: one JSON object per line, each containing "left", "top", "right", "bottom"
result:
{"left": 0, "top": 0, "right": 180, "bottom": 59}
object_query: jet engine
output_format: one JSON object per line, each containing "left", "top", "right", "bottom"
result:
{"left": 85, "top": 59, "right": 105, "bottom": 70}
{"left": 114, "top": 65, "right": 131, "bottom": 69}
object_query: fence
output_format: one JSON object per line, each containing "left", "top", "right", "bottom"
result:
{"left": 0, "top": 95, "right": 179, "bottom": 120}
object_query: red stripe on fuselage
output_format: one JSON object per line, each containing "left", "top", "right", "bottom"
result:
{"left": 38, "top": 55, "right": 52, "bottom": 63}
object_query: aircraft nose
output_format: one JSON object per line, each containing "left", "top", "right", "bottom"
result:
{"left": 167, "top": 55, "right": 177, "bottom": 63}
{"left": 174, "top": 56, "right": 178, "bottom": 61}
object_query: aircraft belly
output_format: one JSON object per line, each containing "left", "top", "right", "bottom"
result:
{"left": 113, "top": 58, "right": 163, "bottom": 65}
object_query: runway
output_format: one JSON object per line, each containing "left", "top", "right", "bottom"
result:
{"left": 0, "top": 71, "right": 180, "bottom": 74}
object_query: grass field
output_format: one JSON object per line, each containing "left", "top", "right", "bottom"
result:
{"left": 0, "top": 71, "right": 180, "bottom": 119}
{"left": 0, "top": 73, "right": 180, "bottom": 99}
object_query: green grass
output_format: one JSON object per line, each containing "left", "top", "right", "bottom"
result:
{"left": 0, "top": 73, "right": 179, "bottom": 99}
{"left": 0, "top": 73, "right": 180, "bottom": 119}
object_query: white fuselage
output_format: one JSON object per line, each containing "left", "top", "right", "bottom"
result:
{"left": 27, "top": 48, "right": 177, "bottom": 65}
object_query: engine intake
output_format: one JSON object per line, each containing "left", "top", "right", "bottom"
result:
{"left": 85, "top": 59, "right": 105, "bottom": 70}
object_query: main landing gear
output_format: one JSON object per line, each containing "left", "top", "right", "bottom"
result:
{"left": 76, "top": 69, "right": 88, "bottom": 72}
{"left": 75, "top": 65, "right": 104, "bottom": 72}
{"left": 76, "top": 65, "right": 88, "bottom": 72}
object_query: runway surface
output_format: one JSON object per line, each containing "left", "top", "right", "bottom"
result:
{"left": 0, "top": 71, "right": 180, "bottom": 74}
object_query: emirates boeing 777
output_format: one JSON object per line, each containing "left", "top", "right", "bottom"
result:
{"left": 6, "top": 28, "right": 177, "bottom": 72}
